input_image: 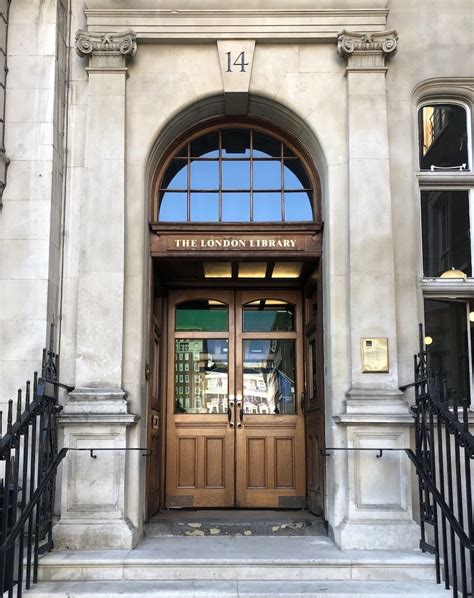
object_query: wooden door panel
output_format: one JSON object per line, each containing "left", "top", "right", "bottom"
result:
{"left": 166, "top": 290, "right": 235, "bottom": 508}
{"left": 235, "top": 290, "right": 306, "bottom": 508}
{"left": 167, "top": 424, "right": 234, "bottom": 507}
{"left": 275, "top": 437, "right": 295, "bottom": 488}
{"left": 304, "top": 279, "right": 325, "bottom": 516}
{"left": 166, "top": 289, "right": 308, "bottom": 510}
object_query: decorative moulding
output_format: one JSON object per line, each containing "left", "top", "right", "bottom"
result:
{"left": 412, "top": 77, "right": 474, "bottom": 103}
{"left": 75, "top": 29, "right": 137, "bottom": 60}
{"left": 337, "top": 29, "right": 398, "bottom": 71}
{"left": 83, "top": 8, "right": 388, "bottom": 41}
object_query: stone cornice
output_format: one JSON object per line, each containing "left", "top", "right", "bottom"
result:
{"left": 83, "top": 8, "right": 388, "bottom": 41}
{"left": 75, "top": 29, "right": 137, "bottom": 60}
{"left": 337, "top": 29, "right": 398, "bottom": 71}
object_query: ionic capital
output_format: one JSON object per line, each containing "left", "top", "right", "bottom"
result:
{"left": 337, "top": 29, "right": 398, "bottom": 71}
{"left": 75, "top": 29, "right": 137, "bottom": 61}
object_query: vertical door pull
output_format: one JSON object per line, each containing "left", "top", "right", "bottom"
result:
{"left": 228, "top": 400, "right": 235, "bottom": 427}
{"left": 236, "top": 399, "right": 244, "bottom": 428}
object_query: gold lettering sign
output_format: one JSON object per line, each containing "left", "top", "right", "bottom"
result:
{"left": 167, "top": 237, "right": 304, "bottom": 251}
{"left": 361, "top": 338, "right": 389, "bottom": 373}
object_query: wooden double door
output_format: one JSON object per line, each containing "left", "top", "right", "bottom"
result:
{"left": 166, "top": 289, "right": 306, "bottom": 508}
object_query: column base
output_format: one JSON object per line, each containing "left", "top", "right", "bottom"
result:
{"left": 335, "top": 519, "right": 420, "bottom": 550}
{"left": 58, "top": 387, "right": 139, "bottom": 550}
{"left": 54, "top": 518, "right": 139, "bottom": 550}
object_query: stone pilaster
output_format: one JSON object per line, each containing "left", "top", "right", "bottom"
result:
{"left": 55, "top": 30, "right": 139, "bottom": 550}
{"left": 334, "top": 30, "right": 419, "bottom": 550}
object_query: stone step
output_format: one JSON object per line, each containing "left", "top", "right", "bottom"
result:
{"left": 24, "top": 579, "right": 452, "bottom": 597}
{"left": 37, "top": 537, "right": 438, "bottom": 583}
{"left": 146, "top": 509, "right": 327, "bottom": 537}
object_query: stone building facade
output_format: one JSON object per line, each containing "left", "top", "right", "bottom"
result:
{"left": 0, "top": 0, "right": 473, "bottom": 557}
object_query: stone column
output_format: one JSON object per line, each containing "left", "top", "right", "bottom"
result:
{"left": 334, "top": 30, "right": 419, "bottom": 549}
{"left": 55, "top": 30, "right": 139, "bottom": 550}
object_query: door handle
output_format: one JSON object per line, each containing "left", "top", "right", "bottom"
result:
{"left": 228, "top": 400, "right": 235, "bottom": 428}
{"left": 236, "top": 399, "right": 244, "bottom": 428}
{"left": 300, "top": 391, "right": 306, "bottom": 414}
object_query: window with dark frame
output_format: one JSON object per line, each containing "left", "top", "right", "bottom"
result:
{"left": 418, "top": 99, "right": 473, "bottom": 405}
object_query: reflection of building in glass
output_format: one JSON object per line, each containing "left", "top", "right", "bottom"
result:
{"left": 175, "top": 339, "right": 228, "bottom": 413}
{"left": 243, "top": 339, "right": 295, "bottom": 414}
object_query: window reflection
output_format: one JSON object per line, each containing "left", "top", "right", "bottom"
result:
{"left": 253, "top": 132, "right": 281, "bottom": 158}
{"left": 176, "top": 300, "right": 228, "bottom": 332}
{"left": 175, "top": 339, "right": 229, "bottom": 414}
{"left": 285, "top": 192, "right": 313, "bottom": 222}
{"left": 424, "top": 299, "right": 470, "bottom": 405}
{"left": 190, "top": 160, "right": 219, "bottom": 189}
{"left": 222, "top": 129, "right": 250, "bottom": 157}
{"left": 191, "top": 133, "right": 219, "bottom": 158}
{"left": 222, "top": 192, "right": 250, "bottom": 221}
{"left": 254, "top": 192, "right": 282, "bottom": 221}
{"left": 421, "top": 190, "right": 471, "bottom": 277}
{"left": 222, "top": 161, "right": 250, "bottom": 189}
{"left": 253, "top": 161, "right": 281, "bottom": 190}
{"left": 243, "top": 339, "right": 296, "bottom": 414}
{"left": 161, "top": 160, "right": 187, "bottom": 190}
{"left": 243, "top": 299, "right": 295, "bottom": 332}
{"left": 419, "top": 104, "right": 469, "bottom": 170}
{"left": 158, "top": 191, "right": 187, "bottom": 222}
{"left": 190, "top": 193, "right": 219, "bottom": 222}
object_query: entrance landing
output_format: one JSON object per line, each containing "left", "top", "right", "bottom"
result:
{"left": 146, "top": 510, "right": 327, "bottom": 537}
{"left": 31, "top": 535, "right": 448, "bottom": 596}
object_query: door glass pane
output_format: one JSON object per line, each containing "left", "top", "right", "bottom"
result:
{"left": 243, "top": 299, "right": 295, "bottom": 332}
{"left": 421, "top": 190, "right": 471, "bottom": 277}
{"left": 424, "top": 299, "right": 470, "bottom": 405}
{"left": 176, "top": 300, "right": 228, "bottom": 331}
{"left": 243, "top": 339, "right": 296, "bottom": 414}
{"left": 175, "top": 339, "right": 228, "bottom": 414}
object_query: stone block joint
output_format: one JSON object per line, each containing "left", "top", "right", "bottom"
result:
{"left": 337, "top": 29, "right": 398, "bottom": 71}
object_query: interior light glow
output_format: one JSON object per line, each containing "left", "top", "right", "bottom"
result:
{"left": 203, "top": 263, "right": 232, "bottom": 278}
{"left": 238, "top": 263, "right": 267, "bottom": 278}
{"left": 424, "top": 336, "right": 433, "bottom": 346}
{"left": 272, "top": 262, "right": 303, "bottom": 278}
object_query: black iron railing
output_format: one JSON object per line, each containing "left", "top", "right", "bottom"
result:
{"left": 402, "top": 324, "right": 474, "bottom": 598}
{"left": 0, "top": 326, "right": 71, "bottom": 597}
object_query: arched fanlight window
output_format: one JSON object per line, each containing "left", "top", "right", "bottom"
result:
{"left": 155, "top": 125, "right": 317, "bottom": 223}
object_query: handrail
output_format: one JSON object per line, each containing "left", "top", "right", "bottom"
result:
{"left": 401, "top": 323, "right": 474, "bottom": 598}
{"left": 405, "top": 448, "right": 473, "bottom": 551}
{"left": 0, "top": 448, "right": 68, "bottom": 553}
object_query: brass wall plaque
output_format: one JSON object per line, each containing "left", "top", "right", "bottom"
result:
{"left": 361, "top": 338, "right": 389, "bottom": 373}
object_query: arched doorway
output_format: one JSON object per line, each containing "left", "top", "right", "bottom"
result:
{"left": 146, "top": 119, "right": 324, "bottom": 516}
